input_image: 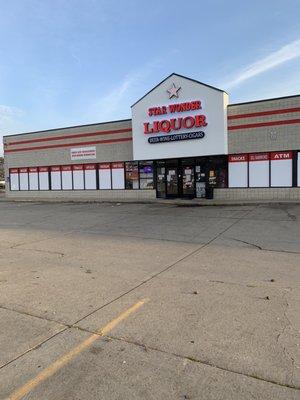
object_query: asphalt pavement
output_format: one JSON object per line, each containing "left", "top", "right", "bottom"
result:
{"left": 0, "top": 201, "right": 299, "bottom": 399}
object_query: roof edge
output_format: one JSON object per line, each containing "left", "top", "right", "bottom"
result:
{"left": 131, "top": 73, "right": 227, "bottom": 108}
{"left": 3, "top": 118, "right": 132, "bottom": 139}
{"left": 228, "top": 93, "right": 300, "bottom": 107}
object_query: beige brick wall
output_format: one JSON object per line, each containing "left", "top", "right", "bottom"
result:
{"left": 5, "top": 189, "right": 156, "bottom": 201}
{"left": 4, "top": 119, "right": 133, "bottom": 179}
{"left": 214, "top": 188, "right": 300, "bottom": 201}
{"left": 228, "top": 95, "right": 300, "bottom": 154}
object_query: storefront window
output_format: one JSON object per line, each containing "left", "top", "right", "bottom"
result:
{"left": 139, "top": 161, "right": 154, "bottom": 189}
{"left": 125, "top": 162, "right": 139, "bottom": 189}
{"left": 206, "top": 156, "right": 227, "bottom": 188}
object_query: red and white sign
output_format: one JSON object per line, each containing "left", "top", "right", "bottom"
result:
{"left": 270, "top": 151, "right": 293, "bottom": 160}
{"left": 50, "top": 166, "right": 61, "bottom": 190}
{"left": 29, "top": 167, "right": 39, "bottom": 190}
{"left": 84, "top": 164, "right": 97, "bottom": 189}
{"left": 62, "top": 165, "right": 72, "bottom": 189}
{"left": 39, "top": 167, "right": 49, "bottom": 190}
{"left": 72, "top": 164, "right": 84, "bottom": 190}
{"left": 271, "top": 151, "right": 293, "bottom": 187}
{"left": 99, "top": 163, "right": 111, "bottom": 189}
{"left": 19, "top": 168, "right": 29, "bottom": 190}
{"left": 111, "top": 162, "right": 125, "bottom": 189}
{"left": 228, "top": 154, "right": 248, "bottom": 163}
{"left": 132, "top": 73, "right": 228, "bottom": 160}
{"left": 249, "top": 153, "right": 269, "bottom": 162}
{"left": 249, "top": 153, "right": 269, "bottom": 187}
{"left": 228, "top": 154, "right": 248, "bottom": 187}
{"left": 9, "top": 169, "right": 19, "bottom": 191}
{"left": 70, "top": 146, "right": 96, "bottom": 161}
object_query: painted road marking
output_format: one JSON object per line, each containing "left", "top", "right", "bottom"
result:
{"left": 7, "top": 299, "right": 148, "bottom": 400}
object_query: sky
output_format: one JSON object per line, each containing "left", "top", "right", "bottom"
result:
{"left": 0, "top": 0, "right": 300, "bottom": 155}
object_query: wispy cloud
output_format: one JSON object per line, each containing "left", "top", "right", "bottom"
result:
{"left": 87, "top": 51, "right": 179, "bottom": 122}
{"left": 223, "top": 38, "right": 300, "bottom": 89}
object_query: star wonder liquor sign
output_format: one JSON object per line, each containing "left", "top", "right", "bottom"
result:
{"left": 144, "top": 83, "right": 208, "bottom": 144}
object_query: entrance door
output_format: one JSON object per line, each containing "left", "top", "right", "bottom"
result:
{"left": 181, "top": 163, "right": 195, "bottom": 198}
{"left": 166, "top": 160, "right": 179, "bottom": 198}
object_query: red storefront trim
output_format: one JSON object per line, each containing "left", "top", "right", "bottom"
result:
{"left": 7, "top": 128, "right": 132, "bottom": 146}
{"left": 228, "top": 118, "right": 300, "bottom": 131}
{"left": 228, "top": 107, "right": 300, "bottom": 120}
{"left": 5, "top": 137, "right": 132, "bottom": 153}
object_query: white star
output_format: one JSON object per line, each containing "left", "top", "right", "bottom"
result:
{"left": 167, "top": 83, "right": 181, "bottom": 99}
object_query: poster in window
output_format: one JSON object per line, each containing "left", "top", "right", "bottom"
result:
{"left": 84, "top": 164, "right": 97, "bottom": 189}
{"left": 112, "top": 162, "right": 125, "bottom": 189}
{"left": 10, "top": 169, "right": 19, "bottom": 191}
{"left": 39, "top": 167, "right": 49, "bottom": 190}
{"left": 249, "top": 153, "right": 269, "bottom": 187}
{"left": 61, "top": 165, "right": 72, "bottom": 190}
{"left": 99, "top": 163, "right": 111, "bottom": 189}
{"left": 51, "top": 166, "right": 61, "bottom": 190}
{"left": 228, "top": 154, "right": 248, "bottom": 188}
{"left": 29, "top": 167, "right": 39, "bottom": 190}
{"left": 270, "top": 151, "right": 293, "bottom": 187}
{"left": 19, "top": 168, "right": 29, "bottom": 190}
{"left": 72, "top": 165, "right": 84, "bottom": 190}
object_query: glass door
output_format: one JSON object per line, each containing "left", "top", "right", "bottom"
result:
{"left": 181, "top": 162, "right": 195, "bottom": 198}
{"left": 156, "top": 161, "right": 166, "bottom": 198}
{"left": 166, "top": 160, "right": 179, "bottom": 198}
{"left": 195, "top": 162, "right": 207, "bottom": 198}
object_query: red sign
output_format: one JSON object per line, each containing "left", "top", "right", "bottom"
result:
{"left": 270, "top": 151, "right": 293, "bottom": 160}
{"left": 111, "top": 162, "right": 124, "bottom": 169}
{"left": 148, "top": 101, "right": 202, "bottom": 116}
{"left": 228, "top": 154, "right": 248, "bottom": 163}
{"left": 19, "top": 168, "right": 28, "bottom": 173}
{"left": 29, "top": 167, "right": 38, "bottom": 173}
{"left": 144, "top": 115, "right": 207, "bottom": 134}
{"left": 84, "top": 164, "right": 96, "bottom": 170}
{"left": 61, "top": 165, "right": 72, "bottom": 171}
{"left": 10, "top": 168, "right": 18, "bottom": 174}
{"left": 39, "top": 166, "right": 49, "bottom": 172}
{"left": 51, "top": 166, "right": 61, "bottom": 172}
{"left": 99, "top": 163, "right": 111, "bottom": 169}
{"left": 249, "top": 153, "right": 269, "bottom": 162}
{"left": 72, "top": 164, "right": 83, "bottom": 171}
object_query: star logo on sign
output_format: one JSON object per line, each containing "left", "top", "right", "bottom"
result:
{"left": 167, "top": 83, "right": 181, "bottom": 99}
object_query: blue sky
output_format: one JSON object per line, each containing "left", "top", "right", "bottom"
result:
{"left": 1, "top": 0, "right": 300, "bottom": 154}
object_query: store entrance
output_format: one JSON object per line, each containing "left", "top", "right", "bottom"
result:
{"left": 165, "top": 160, "right": 179, "bottom": 198}
{"left": 156, "top": 159, "right": 199, "bottom": 199}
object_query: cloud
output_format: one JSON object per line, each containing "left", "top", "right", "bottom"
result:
{"left": 87, "top": 52, "right": 177, "bottom": 122}
{"left": 223, "top": 38, "right": 300, "bottom": 89}
{"left": 0, "top": 105, "right": 24, "bottom": 155}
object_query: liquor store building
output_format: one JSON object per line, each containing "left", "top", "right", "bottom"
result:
{"left": 3, "top": 73, "right": 300, "bottom": 202}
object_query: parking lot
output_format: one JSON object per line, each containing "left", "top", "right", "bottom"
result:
{"left": 0, "top": 201, "right": 299, "bottom": 399}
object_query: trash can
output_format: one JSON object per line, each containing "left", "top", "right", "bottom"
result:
{"left": 205, "top": 187, "right": 214, "bottom": 199}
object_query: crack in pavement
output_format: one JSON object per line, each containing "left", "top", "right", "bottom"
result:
{"left": 276, "top": 291, "right": 298, "bottom": 387}
{"left": 106, "top": 334, "right": 300, "bottom": 391}
{"left": 226, "top": 237, "right": 300, "bottom": 255}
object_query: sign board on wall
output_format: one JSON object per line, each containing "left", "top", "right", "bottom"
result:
{"left": 29, "top": 167, "right": 39, "bottom": 190}
{"left": 131, "top": 73, "right": 228, "bottom": 160}
{"left": 249, "top": 153, "right": 270, "bottom": 187}
{"left": 19, "top": 168, "right": 29, "bottom": 191}
{"left": 84, "top": 164, "right": 97, "bottom": 190}
{"left": 10, "top": 169, "right": 19, "bottom": 191}
{"left": 50, "top": 166, "right": 61, "bottom": 190}
{"left": 228, "top": 154, "right": 248, "bottom": 188}
{"left": 270, "top": 151, "right": 293, "bottom": 187}
{"left": 39, "top": 167, "right": 49, "bottom": 190}
{"left": 70, "top": 147, "right": 96, "bottom": 161}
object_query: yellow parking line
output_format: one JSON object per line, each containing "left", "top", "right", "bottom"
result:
{"left": 7, "top": 299, "right": 148, "bottom": 400}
